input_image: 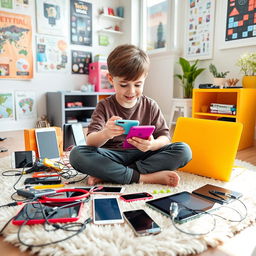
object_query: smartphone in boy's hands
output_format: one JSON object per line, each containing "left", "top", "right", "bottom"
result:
{"left": 115, "top": 120, "right": 140, "bottom": 134}
{"left": 123, "top": 125, "right": 155, "bottom": 148}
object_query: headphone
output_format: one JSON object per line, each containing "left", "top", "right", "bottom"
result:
{"left": 39, "top": 188, "right": 90, "bottom": 203}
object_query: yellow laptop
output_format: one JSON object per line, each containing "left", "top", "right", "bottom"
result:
{"left": 172, "top": 117, "right": 243, "bottom": 181}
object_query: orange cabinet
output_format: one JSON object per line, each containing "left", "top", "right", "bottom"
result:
{"left": 192, "top": 88, "right": 256, "bottom": 150}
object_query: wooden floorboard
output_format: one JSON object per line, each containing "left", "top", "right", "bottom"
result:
{"left": 0, "top": 130, "right": 255, "bottom": 256}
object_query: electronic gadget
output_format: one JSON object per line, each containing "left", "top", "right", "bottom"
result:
{"left": 42, "top": 158, "right": 65, "bottom": 171}
{"left": 123, "top": 209, "right": 161, "bottom": 236}
{"left": 32, "top": 171, "right": 60, "bottom": 178}
{"left": 24, "top": 176, "right": 61, "bottom": 185}
{"left": 0, "top": 147, "right": 8, "bottom": 152}
{"left": 12, "top": 201, "right": 83, "bottom": 225}
{"left": 115, "top": 120, "right": 140, "bottom": 134}
{"left": 146, "top": 191, "right": 216, "bottom": 224}
{"left": 63, "top": 124, "right": 75, "bottom": 150}
{"left": 123, "top": 125, "right": 155, "bottom": 148}
{"left": 17, "top": 188, "right": 56, "bottom": 199}
{"left": 192, "top": 184, "right": 243, "bottom": 205}
{"left": 120, "top": 192, "right": 153, "bottom": 202}
{"left": 71, "top": 123, "right": 86, "bottom": 145}
{"left": 11, "top": 151, "right": 35, "bottom": 168}
{"left": 91, "top": 186, "right": 125, "bottom": 194}
{"left": 172, "top": 117, "right": 243, "bottom": 181}
{"left": 35, "top": 128, "right": 60, "bottom": 160}
{"left": 92, "top": 196, "right": 124, "bottom": 224}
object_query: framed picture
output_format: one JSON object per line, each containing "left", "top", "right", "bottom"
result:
{"left": 184, "top": 0, "right": 215, "bottom": 60}
{"left": 141, "top": 0, "right": 170, "bottom": 54}
{"left": 0, "top": 91, "right": 15, "bottom": 121}
{"left": 219, "top": 0, "right": 256, "bottom": 49}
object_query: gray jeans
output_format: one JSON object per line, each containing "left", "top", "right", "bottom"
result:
{"left": 69, "top": 142, "right": 192, "bottom": 184}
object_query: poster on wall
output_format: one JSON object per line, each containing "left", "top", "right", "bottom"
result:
{"left": 0, "top": 11, "right": 33, "bottom": 79}
{"left": 71, "top": 50, "right": 91, "bottom": 75}
{"left": 15, "top": 0, "right": 29, "bottom": 9}
{"left": 0, "top": 0, "right": 13, "bottom": 9}
{"left": 0, "top": 91, "right": 15, "bottom": 121}
{"left": 184, "top": 0, "right": 215, "bottom": 60}
{"left": 36, "top": 0, "right": 66, "bottom": 36}
{"left": 36, "top": 35, "right": 68, "bottom": 72}
{"left": 70, "top": 0, "right": 92, "bottom": 46}
{"left": 219, "top": 0, "right": 256, "bottom": 49}
{"left": 15, "top": 91, "right": 36, "bottom": 120}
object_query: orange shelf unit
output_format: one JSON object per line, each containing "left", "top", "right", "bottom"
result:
{"left": 192, "top": 88, "right": 256, "bottom": 150}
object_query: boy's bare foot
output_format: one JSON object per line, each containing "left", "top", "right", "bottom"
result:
{"left": 87, "top": 176, "right": 104, "bottom": 186}
{"left": 139, "top": 171, "right": 180, "bottom": 187}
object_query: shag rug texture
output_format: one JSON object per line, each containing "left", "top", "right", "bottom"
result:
{"left": 0, "top": 157, "right": 256, "bottom": 256}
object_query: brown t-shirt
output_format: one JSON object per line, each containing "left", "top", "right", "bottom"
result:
{"left": 87, "top": 95, "right": 170, "bottom": 149}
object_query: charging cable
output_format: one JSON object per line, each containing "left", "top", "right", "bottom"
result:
{"left": 169, "top": 202, "right": 216, "bottom": 236}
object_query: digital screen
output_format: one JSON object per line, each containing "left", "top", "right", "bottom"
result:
{"left": 146, "top": 192, "right": 215, "bottom": 222}
{"left": 124, "top": 210, "right": 160, "bottom": 232}
{"left": 121, "top": 193, "right": 150, "bottom": 200}
{"left": 13, "top": 202, "right": 81, "bottom": 222}
{"left": 36, "top": 130, "right": 60, "bottom": 159}
{"left": 71, "top": 123, "right": 86, "bottom": 146}
{"left": 94, "top": 198, "right": 122, "bottom": 221}
{"left": 15, "top": 151, "right": 33, "bottom": 168}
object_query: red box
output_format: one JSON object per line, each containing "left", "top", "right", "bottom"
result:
{"left": 89, "top": 62, "right": 115, "bottom": 92}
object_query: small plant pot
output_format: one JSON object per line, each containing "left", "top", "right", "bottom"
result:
{"left": 242, "top": 76, "right": 256, "bottom": 88}
{"left": 213, "top": 78, "right": 226, "bottom": 89}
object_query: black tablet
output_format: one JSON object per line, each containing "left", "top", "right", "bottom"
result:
{"left": 146, "top": 191, "right": 216, "bottom": 223}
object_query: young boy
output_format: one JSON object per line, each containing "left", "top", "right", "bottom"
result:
{"left": 69, "top": 44, "right": 192, "bottom": 187}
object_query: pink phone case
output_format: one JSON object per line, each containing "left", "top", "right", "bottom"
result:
{"left": 123, "top": 125, "right": 155, "bottom": 148}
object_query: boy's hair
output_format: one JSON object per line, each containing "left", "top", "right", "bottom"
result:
{"left": 107, "top": 44, "right": 150, "bottom": 81}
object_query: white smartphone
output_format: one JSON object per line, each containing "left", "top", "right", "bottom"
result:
{"left": 92, "top": 196, "right": 124, "bottom": 225}
{"left": 91, "top": 186, "right": 125, "bottom": 194}
{"left": 35, "top": 128, "right": 60, "bottom": 160}
{"left": 123, "top": 209, "right": 161, "bottom": 236}
{"left": 11, "top": 151, "right": 36, "bottom": 168}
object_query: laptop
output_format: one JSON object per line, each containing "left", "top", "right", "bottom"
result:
{"left": 172, "top": 117, "right": 243, "bottom": 181}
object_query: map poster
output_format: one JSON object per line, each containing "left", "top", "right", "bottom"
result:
{"left": 0, "top": 11, "right": 33, "bottom": 79}
{"left": 70, "top": 0, "right": 92, "bottom": 46}
{"left": 36, "top": 0, "right": 66, "bottom": 36}
{"left": 0, "top": 0, "right": 13, "bottom": 9}
{"left": 71, "top": 50, "right": 91, "bottom": 75}
{"left": 36, "top": 35, "right": 68, "bottom": 72}
{"left": 0, "top": 91, "right": 15, "bottom": 121}
{"left": 15, "top": 91, "right": 36, "bottom": 120}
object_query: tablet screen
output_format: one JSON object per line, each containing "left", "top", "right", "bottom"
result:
{"left": 36, "top": 129, "right": 60, "bottom": 159}
{"left": 146, "top": 191, "right": 215, "bottom": 223}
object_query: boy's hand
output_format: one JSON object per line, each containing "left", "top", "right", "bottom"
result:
{"left": 103, "top": 116, "right": 124, "bottom": 139}
{"left": 127, "top": 135, "right": 155, "bottom": 152}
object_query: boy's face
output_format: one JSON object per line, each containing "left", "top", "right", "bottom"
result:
{"left": 107, "top": 73, "right": 146, "bottom": 108}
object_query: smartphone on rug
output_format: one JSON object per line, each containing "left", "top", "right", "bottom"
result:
{"left": 123, "top": 126, "right": 155, "bottom": 148}
{"left": 120, "top": 192, "right": 153, "bottom": 202}
{"left": 12, "top": 201, "right": 83, "bottom": 225}
{"left": 11, "top": 151, "right": 36, "bottom": 168}
{"left": 92, "top": 196, "right": 124, "bottom": 224}
{"left": 91, "top": 186, "right": 125, "bottom": 194}
{"left": 123, "top": 209, "right": 161, "bottom": 236}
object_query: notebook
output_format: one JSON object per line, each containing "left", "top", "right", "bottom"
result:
{"left": 172, "top": 117, "right": 243, "bottom": 181}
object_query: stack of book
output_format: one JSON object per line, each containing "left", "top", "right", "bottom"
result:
{"left": 209, "top": 103, "right": 236, "bottom": 115}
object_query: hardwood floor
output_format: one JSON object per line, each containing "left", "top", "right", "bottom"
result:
{"left": 0, "top": 130, "right": 256, "bottom": 256}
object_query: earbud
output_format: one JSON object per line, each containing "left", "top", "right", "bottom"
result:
{"left": 169, "top": 202, "right": 179, "bottom": 219}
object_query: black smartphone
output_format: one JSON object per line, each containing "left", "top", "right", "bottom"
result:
{"left": 24, "top": 176, "right": 61, "bottom": 185}
{"left": 123, "top": 209, "right": 161, "bottom": 236}
{"left": 120, "top": 192, "right": 153, "bottom": 202}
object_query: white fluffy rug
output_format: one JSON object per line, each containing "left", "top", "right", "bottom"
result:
{"left": 1, "top": 157, "right": 256, "bottom": 256}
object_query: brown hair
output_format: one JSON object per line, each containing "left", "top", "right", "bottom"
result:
{"left": 107, "top": 44, "right": 150, "bottom": 81}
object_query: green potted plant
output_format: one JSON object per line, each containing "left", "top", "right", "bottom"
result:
{"left": 236, "top": 52, "right": 256, "bottom": 88}
{"left": 209, "top": 64, "right": 229, "bottom": 88}
{"left": 175, "top": 57, "right": 205, "bottom": 98}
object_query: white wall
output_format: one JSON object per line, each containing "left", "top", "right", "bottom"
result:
{"left": 0, "top": 0, "right": 132, "bottom": 132}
